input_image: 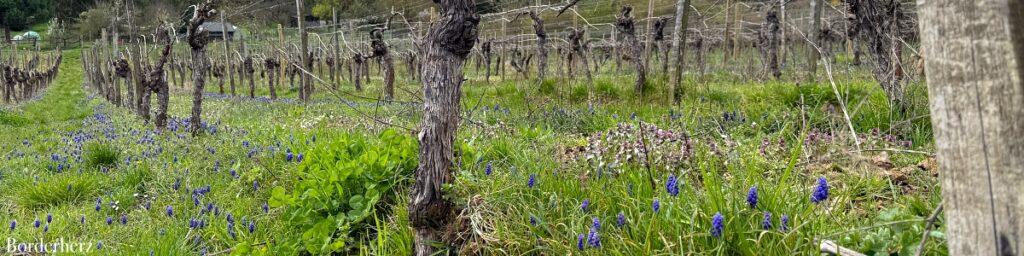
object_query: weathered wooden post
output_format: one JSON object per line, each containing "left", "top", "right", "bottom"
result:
{"left": 918, "top": 0, "right": 1024, "bottom": 254}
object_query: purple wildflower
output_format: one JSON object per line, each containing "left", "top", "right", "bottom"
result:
{"left": 9, "top": 220, "right": 14, "bottom": 231}
{"left": 711, "top": 212, "right": 724, "bottom": 238}
{"left": 46, "top": 214, "right": 52, "bottom": 223}
{"left": 33, "top": 219, "right": 39, "bottom": 228}
{"left": 587, "top": 228, "right": 601, "bottom": 248}
{"left": 762, "top": 212, "right": 772, "bottom": 230}
{"left": 580, "top": 199, "right": 590, "bottom": 212}
{"left": 248, "top": 221, "right": 255, "bottom": 234}
{"left": 527, "top": 174, "right": 536, "bottom": 188}
{"left": 121, "top": 215, "right": 128, "bottom": 225}
{"left": 106, "top": 217, "right": 113, "bottom": 225}
{"left": 576, "top": 234, "right": 585, "bottom": 250}
{"left": 262, "top": 202, "right": 269, "bottom": 213}
{"left": 485, "top": 162, "right": 493, "bottom": 175}
{"left": 666, "top": 174, "right": 679, "bottom": 197}
{"left": 97, "top": 241, "right": 103, "bottom": 250}
{"left": 652, "top": 198, "right": 660, "bottom": 213}
{"left": 616, "top": 212, "right": 626, "bottom": 227}
{"left": 529, "top": 215, "right": 537, "bottom": 226}
{"left": 592, "top": 217, "right": 601, "bottom": 230}
{"left": 747, "top": 186, "right": 758, "bottom": 209}
{"left": 780, "top": 215, "right": 790, "bottom": 232}
{"left": 166, "top": 206, "right": 174, "bottom": 217}
{"left": 810, "top": 177, "right": 829, "bottom": 203}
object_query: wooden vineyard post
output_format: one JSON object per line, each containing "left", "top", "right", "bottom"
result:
{"left": 296, "top": 0, "right": 310, "bottom": 101}
{"left": 918, "top": 0, "right": 1024, "bottom": 254}
{"left": 278, "top": 24, "right": 286, "bottom": 92}
{"left": 221, "top": 12, "right": 235, "bottom": 96}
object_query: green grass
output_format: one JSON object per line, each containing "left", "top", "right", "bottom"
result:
{"left": 0, "top": 46, "right": 944, "bottom": 255}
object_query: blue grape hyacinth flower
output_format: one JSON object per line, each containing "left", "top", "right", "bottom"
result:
{"left": 527, "top": 173, "right": 536, "bottom": 188}
{"left": 711, "top": 212, "right": 724, "bottom": 238}
{"left": 762, "top": 211, "right": 772, "bottom": 230}
{"left": 587, "top": 228, "right": 601, "bottom": 248}
{"left": 810, "top": 177, "right": 829, "bottom": 204}
{"left": 576, "top": 233, "right": 585, "bottom": 250}
{"left": 580, "top": 199, "right": 590, "bottom": 212}
{"left": 666, "top": 174, "right": 679, "bottom": 197}
{"left": 780, "top": 215, "right": 790, "bottom": 232}
{"left": 616, "top": 212, "right": 626, "bottom": 227}
{"left": 485, "top": 162, "right": 493, "bottom": 175}
{"left": 652, "top": 198, "right": 660, "bottom": 213}
{"left": 746, "top": 186, "right": 758, "bottom": 209}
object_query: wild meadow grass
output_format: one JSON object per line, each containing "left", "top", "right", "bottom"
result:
{"left": 0, "top": 49, "right": 943, "bottom": 255}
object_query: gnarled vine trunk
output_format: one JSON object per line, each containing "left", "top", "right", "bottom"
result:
{"left": 187, "top": 1, "right": 215, "bottom": 136}
{"left": 410, "top": 0, "right": 479, "bottom": 255}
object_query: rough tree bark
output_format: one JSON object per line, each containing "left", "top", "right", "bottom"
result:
{"left": 667, "top": 0, "right": 692, "bottom": 101}
{"left": 146, "top": 27, "right": 173, "bottom": 131}
{"left": 370, "top": 27, "right": 396, "bottom": 101}
{"left": 244, "top": 56, "right": 255, "bottom": 98}
{"left": 481, "top": 39, "right": 492, "bottom": 82}
{"left": 526, "top": 10, "right": 547, "bottom": 84}
{"left": 918, "top": 0, "right": 1024, "bottom": 255}
{"left": 297, "top": 0, "right": 311, "bottom": 101}
{"left": 807, "top": 0, "right": 823, "bottom": 81}
{"left": 758, "top": 7, "right": 781, "bottom": 80}
{"left": 187, "top": 1, "right": 215, "bottom": 136}
{"left": 616, "top": 5, "right": 646, "bottom": 95}
{"left": 220, "top": 12, "right": 235, "bottom": 96}
{"left": 410, "top": 0, "right": 479, "bottom": 255}
{"left": 265, "top": 58, "right": 279, "bottom": 99}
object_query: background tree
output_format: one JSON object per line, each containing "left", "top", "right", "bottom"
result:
{"left": 0, "top": 0, "right": 53, "bottom": 41}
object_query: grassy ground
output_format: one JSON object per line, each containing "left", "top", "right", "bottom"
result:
{"left": 0, "top": 48, "right": 944, "bottom": 255}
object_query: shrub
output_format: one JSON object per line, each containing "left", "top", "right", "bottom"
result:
{"left": 270, "top": 129, "right": 417, "bottom": 254}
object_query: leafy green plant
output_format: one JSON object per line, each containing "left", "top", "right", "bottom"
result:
{"left": 269, "top": 130, "right": 417, "bottom": 254}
